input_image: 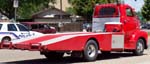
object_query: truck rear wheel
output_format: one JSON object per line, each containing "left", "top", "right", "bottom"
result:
{"left": 44, "top": 52, "right": 64, "bottom": 60}
{"left": 133, "top": 39, "right": 144, "bottom": 56}
{"left": 83, "top": 40, "right": 98, "bottom": 61}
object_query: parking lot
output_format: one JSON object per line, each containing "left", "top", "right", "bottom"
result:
{"left": 0, "top": 49, "right": 150, "bottom": 64}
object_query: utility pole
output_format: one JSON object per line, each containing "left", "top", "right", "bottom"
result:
{"left": 60, "top": 0, "right": 62, "bottom": 20}
{"left": 60, "top": 0, "right": 62, "bottom": 11}
{"left": 13, "top": 0, "right": 19, "bottom": 22}
{"left": 58, "top": 0, "right": 63, "bottom": 32}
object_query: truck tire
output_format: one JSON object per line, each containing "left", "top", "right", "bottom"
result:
{"left": 83, "top": 40, "right": 98, "bottom": 61}
{"left": 44, "top": 52, "right": 64, "bottom": 60}
{"left": 133, "top": 39, "right": 144, "bottom": 56}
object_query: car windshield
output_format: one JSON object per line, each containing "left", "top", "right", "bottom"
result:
{"left": 17, "top": 24, "right": 29, "bottom": 31}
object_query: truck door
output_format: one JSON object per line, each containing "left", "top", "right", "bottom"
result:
{"left": 123, "top": 6, "right": 139, "bottom": 46}
{"left": 124, "top": 7, "right": 137, "bottom": 32}
{"left": 122, "top": 7, "right": 136, "bottom": 41}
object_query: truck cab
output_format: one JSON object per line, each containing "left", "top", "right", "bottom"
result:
{"left": 93, "top": 3, "right": 140, "bottom": 32}
{"left": 93, "top": 3, "right": 148, "bottom": 51}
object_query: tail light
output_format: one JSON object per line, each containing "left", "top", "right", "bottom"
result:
{"left": 29, "top": 43, "right": 42, "bottom": 51}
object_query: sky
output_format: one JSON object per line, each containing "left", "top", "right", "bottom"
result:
{"left": 124, "top": 0, "right": 144, "bottom": 12}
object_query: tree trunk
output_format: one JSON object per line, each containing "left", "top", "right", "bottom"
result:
{"left": 107, "top": 0, "right": 111, "bottom": 3}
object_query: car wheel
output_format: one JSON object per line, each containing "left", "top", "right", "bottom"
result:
{"left": 83, "top": 40, "right": 98, "bottom": 61}
{"left": 133, "top": 39, "right": 144, "bottom": 56}
{"left": 1, "top": 37, "right": 11, "bottom": 43}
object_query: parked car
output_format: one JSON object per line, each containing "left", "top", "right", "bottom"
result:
{"left": 146, "top": 24, "right": 150, "bottom": 29}
{"left": 0, "top": 22, "right": 43, "bottom": 43}
{"left": 21, "top": 22, "right": 56, "bottom": 34}
{"left": 141, "top": 24, "right": 150, "bottom": 29}
{"left": 140, "top": 24, "right": 147, "bottom": 29}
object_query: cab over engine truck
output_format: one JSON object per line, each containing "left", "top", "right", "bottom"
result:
{"left": 0, "top": 3, "right": 148, "bottom": 61}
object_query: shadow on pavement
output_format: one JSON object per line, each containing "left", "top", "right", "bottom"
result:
{"left": 3, "top": 53, "right": 146, "bottom": 64}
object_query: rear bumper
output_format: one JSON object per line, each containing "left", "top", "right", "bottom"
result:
{"left": 14, "top": 43, "right": 42, "bottom": 51}
{"left": 0, "top": 42, "right": 42, "bottom": 51}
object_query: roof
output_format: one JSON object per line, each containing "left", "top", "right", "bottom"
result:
{"left": 21, "top": 22, "right": 51, "bottom": 24}
{"left": 95, "top": 3, "right": 131, "bottom": 7}
{"left": 0, "top": 21, "right": 20, "bottom": 24}
{"left": 32, "top": 8, "right": 70, "bottom": 19}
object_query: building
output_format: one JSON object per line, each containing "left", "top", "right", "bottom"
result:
{"left": 32, "top": 0, "right": 83, "bottom": 32}
{"left": 32, "top": 8, "right": 71, "bottom": 23}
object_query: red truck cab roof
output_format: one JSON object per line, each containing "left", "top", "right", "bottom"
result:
{"left": 93, "top": 3, "right": 134, "bottom": 18}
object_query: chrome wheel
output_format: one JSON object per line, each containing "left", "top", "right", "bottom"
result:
{"left": 87, "top": 45, "right": 96, "bottom": 58}
{"left": 137, "top": 41, "right": 144, "bottom": 53}
{"left": 83, "top": 40, "right": 98, "bottom": 61}
{"left": 133, "top": 39, "right": 144, "bottom": 55}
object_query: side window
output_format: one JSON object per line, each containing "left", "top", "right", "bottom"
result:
{"left": 31, "top": 24, "right": 38, "bottom": 29}
{"left": 8, "top": 24, "right": 17, "bottom": 31}
{"left": 17, "top": 24, "right": 29, "bottom": 31}
{"left": 126, "top": 8, "right": 134, "bottom": 17}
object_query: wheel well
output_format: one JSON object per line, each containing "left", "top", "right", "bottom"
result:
{"left": 87, "top": 38, "right": 99, "bottom": 50}
{"left": 2, "top": 36, "right": 11, "bottom": 41}
{"left": 139, "top": 37, "right": 147, "bottom": 49}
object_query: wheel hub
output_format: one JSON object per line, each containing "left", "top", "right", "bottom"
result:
{"left": 137, "top": 42, "right": 143, "bottom": 53}
{"left": 87, "top": 45, "right": 96, "bottom": 57}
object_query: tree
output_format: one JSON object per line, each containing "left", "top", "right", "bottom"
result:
{"left": 67, "top": 0, "right": 116, "bottom": 22}
{"left": 0, "top": 0, "right": 56, "bottom": 19}
{"left": 107, "top": 0, "right": 116, "bottom": 3}
{"left": 141, "top": 0, "right": 150, "bottom": 21}
{"left": 136, "top": 11, "right": 146, "bottom": 23}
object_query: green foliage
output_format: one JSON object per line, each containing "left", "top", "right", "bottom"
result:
{"left": 67, "top": 0, "right": 116, "bottom": 21}
{"left": 141, "top": 0, "right": 150, "bottom": 21}
{"left": 0, "top": 0, "right": 55, "bottom": 19}
{"left": 136, "top": 12, "right": 146, "bottom": 23}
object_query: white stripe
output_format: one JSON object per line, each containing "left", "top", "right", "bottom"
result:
{"left": 105, "top": 22, "right": 122, "bottom": 24}
{"left": 12, "top": 34, "right": 45, "bottom": 44}
{"left": 40, "top": 33, "right": 110, "bottom": 45}
{"left": 12, "top": 32, "right": 90, "bottom": 44}
{"left": 55, "top": 32, "right": 91, "bottom": 35}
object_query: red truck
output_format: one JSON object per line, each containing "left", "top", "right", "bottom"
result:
{"left": 0, "top": 3, "right": 148, "bottom": 61}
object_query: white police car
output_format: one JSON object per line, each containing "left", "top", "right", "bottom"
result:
{"left": 0, "top": 22, "right": 43, "bottom": 43}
